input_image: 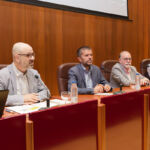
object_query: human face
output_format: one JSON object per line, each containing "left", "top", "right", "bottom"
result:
{"left": 119, "top": 52, "right": 132, "bottom": 69}
{"left": 17, "top": 47, "right": 35, "bottom": 72}
{"left": 78, "top": 49, "right": 93, "bottom": 67}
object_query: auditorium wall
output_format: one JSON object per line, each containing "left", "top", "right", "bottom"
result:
{"left": 0, "top": 0, "right": 149, "bottom": 95}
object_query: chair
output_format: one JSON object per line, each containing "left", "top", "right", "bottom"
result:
{"left": 100, "top": 60, "right": 118, "bottom": 82}
{"left": 57, "top": 63, "right": 78, "bottom": 94}
{"left": 0, "top": 64, "right": 7, "bottom": 70}
{"left": 140, "top": 59, "right": 150, "bottom": 75}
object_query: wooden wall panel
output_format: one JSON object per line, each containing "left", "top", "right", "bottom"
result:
{"left": 0, "top": 0, "right": 149, "bottom": 95}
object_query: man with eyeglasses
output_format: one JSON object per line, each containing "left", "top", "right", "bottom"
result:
{"left": 0, "top": 42, "right": 50, "bottom": 106}
{"left": 110, "top": 51, "right": 149, "bottom": 88}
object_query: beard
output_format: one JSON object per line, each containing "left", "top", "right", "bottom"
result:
{"left": 86, "top": 60, "right": 93, "bottom": 65}
{"left": 124, "top": 63, "right": 131, "bottom": 69}
{"left": 28, "top": 61, "right": 34, "bottom": 68}
{"left": 28, "top": 65, "right": 33, "bottom": 69}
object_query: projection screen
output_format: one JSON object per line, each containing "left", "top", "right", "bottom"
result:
{"left": 39, "top": 0, "right": 128, "bottom": 17}
{"left": 7, "top": 0, "right": 128, "bottom": 18}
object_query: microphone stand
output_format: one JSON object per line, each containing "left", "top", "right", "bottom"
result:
{"left": 113, "top": 84, "right": 125, "bottom": 95}
{"left": 38, "top": 91, "right": 50, "bottom": 110}
{"left": 34, "top": 75, "right": 50, "bottom": 110}
{"left": 38, "top": 99, "right": 50, "bottom": 110}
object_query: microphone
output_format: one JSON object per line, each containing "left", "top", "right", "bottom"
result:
{"left": 120, "top": 83, "right": 123, "bottom": 91}
{"left": 34, "top": 74, "right": 50, "bottom": 97}
{"left": 35, "top": 75, "right": 39, "bottom": 79}
{"left": 113, "top": 82, "right": 125, "bottom": 95}
{"left": 34, "top": 74, "right": 50, "bottom": 109}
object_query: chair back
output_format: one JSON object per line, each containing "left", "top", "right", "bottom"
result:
{"left": 0, "top": 64, "right": 7, "bottom": 70}
{"left": 100, "top": 60, "right": 118, "bottom": 82}
{"left": 140, "top": 59, "right": 150, "bottom": 75}
{"left": 57, "top": 63, "right": 78, "bottom": 94}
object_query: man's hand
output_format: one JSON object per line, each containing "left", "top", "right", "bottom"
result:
{"left": 94, "top": 84, "right": 104, "bottom": 93}
{"left": 140, "top": 78, "right": 150, "bottom": 86}
{"left": 23, "top": 93, "right": 40, "bottom": 105}
{"left": 104, "top": 84, "right": 111, "bottom": 92}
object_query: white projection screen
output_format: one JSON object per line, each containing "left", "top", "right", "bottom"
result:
{"left": 39, "top": 0, "right": 128, "bottom": 17}
{"left": 7, "top": 0, "right": 128, "bottom": 18}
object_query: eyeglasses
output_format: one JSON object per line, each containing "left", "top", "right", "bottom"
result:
{"left": 123, "top": 58, "right": 132, "bottom": 61}
{"left": 18, "top": 53, "right": 35, "bottom": 58}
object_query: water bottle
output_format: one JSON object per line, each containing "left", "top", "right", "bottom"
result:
{"left": 135, "top": 73, "right": 141, "bottom": 90}
{"left": 70, "top": 81, "right": 78, "bottom": 103}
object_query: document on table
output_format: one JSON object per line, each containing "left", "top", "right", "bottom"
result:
{"left": 6, "top": 99, "right": 71, "bottom": 114}
{"left": 95, "top": 93, "right": 113, "bottom": 96}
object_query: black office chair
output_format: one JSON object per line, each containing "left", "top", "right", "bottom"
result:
{"left": 0, "top": 64, "right": 8, "bottom": 70}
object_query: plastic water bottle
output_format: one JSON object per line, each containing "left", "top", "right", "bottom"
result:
{"left": 135, "top": 73, "right": 141, "bottom": 90}
{"left": 71, "top": 81, "right": 78, "bottom": 103}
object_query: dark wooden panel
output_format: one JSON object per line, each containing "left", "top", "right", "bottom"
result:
{"left": 101, "top": 91, "right": 145, "bottom": 150}
{"left": 0, "top": 0, "right": 149, "bottom": 95}
{"left": 29, "top": 100, "right": 98, "bottom": 150}
{"left": 0, "top": 114, "right": 26, "bottom": 150}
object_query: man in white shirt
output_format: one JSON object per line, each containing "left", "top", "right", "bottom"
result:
{"left": 110, "top": 51, "right": 149, "bottom": 88}
{"left": 0, "top": 42, "right": 50, "bottom": 106}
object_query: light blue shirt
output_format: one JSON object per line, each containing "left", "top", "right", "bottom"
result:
{"left": 81, "top": 64, "right": 93, "bottom": 88}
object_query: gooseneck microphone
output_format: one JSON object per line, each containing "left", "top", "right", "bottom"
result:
{"left": 34, "top": 75, "right": 39, "bottom": 79}
{"left": 113, "top": 80, "right": 125, "bottom": 95}
{"left": 34, "top": 74, "right": 50, "bottom": 108}
{"left": 120, "top": 83, "right": 123, "bottom": 91}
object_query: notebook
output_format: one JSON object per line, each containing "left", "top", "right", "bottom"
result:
{"left": 0, "top": 90, "right": 9, "bottom": 118}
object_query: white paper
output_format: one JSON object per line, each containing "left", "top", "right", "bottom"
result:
{"left": 6, "top": 99, "right": 71, "bottom": 114}
{"left": 95, "top": 93, "right": 113, "bottom": 96}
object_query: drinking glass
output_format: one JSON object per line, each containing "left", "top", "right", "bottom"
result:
{"left": 61, "top": 91, "right": 70, "bottom": 104}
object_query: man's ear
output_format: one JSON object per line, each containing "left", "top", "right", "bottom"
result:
{"left": 14, "top": 54, "right": 20, "bottom": 63}
{"left": 119, "top": 58, "right": 121, "bottom": 63}
{"left": 77, "top": 57, "right": 81, "bottom": 62}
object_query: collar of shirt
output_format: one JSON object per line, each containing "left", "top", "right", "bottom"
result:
{"left": 80, "top": 64, "right": 92, "bottom": 73}
{"left": 12, "top": 63, "right": 29, "bottom": 95}
{"left": 13, "top": 63, "right": 27, "bottom": 78}
{"left": 80, "top": 64, "right": 93, "bottom": 88}
{"left": 120, "top": 64, "right": 131, "bottom": 74}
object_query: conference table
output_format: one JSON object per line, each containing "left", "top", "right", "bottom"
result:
{"left": 1, "top": 86, "right": 150, "bottom": 150}
{"left": 2, "top": 86, "right": 147, "bottom": 118}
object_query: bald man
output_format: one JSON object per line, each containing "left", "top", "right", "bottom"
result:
{"left": 110, "top": 51, "right": 149, "bottom": 88}
{"left": 0, "top": 42, "right": 50, "bottom": 106}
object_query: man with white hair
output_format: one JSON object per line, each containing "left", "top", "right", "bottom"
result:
{"left": 0, "top": 42, "right": 50, "bottom": 106}
{"left": 110, "top": 51, "right": 149, "bottom": 88}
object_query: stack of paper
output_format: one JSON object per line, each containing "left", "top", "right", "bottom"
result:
{"left": 95, "top": 93, "right": 113, "bottom": 96}
{"left": 6, "top": 99, "right": 71, "bottom": 114}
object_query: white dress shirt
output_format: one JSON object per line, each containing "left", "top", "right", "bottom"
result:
{"left": 13, "top": 63, "right": 29, "bottom": 95}
{"left": 124, "top": 67, "right": 133, "bottom": 83}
